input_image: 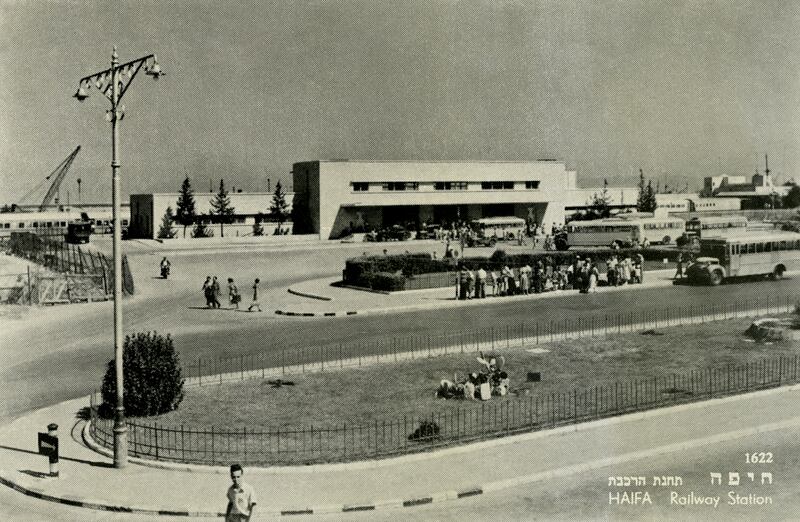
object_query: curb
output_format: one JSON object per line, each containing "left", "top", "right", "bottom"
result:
{"left": 274, "top": 271, "right": 682, "bottom": 318}
{"left": 275, "top": 309, "right": 357, "bottom": 317}
{"left": 286, "top": 287, "right": 332, "bottom": 301}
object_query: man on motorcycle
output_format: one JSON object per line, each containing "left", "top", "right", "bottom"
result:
{"left": 160, "top": 257, "right": 171, "bottom": 279}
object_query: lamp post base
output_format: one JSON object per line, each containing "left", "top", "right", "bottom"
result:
{"left": 113, "top": 407, "right": 128, "bottom": 469}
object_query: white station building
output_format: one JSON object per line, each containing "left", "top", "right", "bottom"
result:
{"left": 292, "top": 160, "right": 638, "bottom": 239}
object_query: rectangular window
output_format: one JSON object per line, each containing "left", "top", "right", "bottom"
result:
{"left": 780, "top": 241, "right": 787, "bottom": 251}
{"left": 351, "top": 182, "right": 369, "bottom": 192}
{"left": 434, "top": 182, "right": 468, "bottom": 191}
{"left": 382, "top": 182, "right": 419, "bottom": 191}
{"left": 481, "top": 181, "right": 514, "bottom": 190}
{"left": 525, "top": 181, "right": 540, "bottom": 189}
{"left": 18, "top": 223, "right": 24, "bottom": 228}
{"left": 765, "top": 242, "right": 772, "bottom": 252}
{"left": 3, "top": 223, "right": 8, "bottom": 228}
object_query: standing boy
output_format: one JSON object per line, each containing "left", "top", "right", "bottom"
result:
{"left": 225, "top": 463, "right": 257, "bottom": 521}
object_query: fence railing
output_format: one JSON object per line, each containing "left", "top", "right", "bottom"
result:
{"left": 184, "top": 294, "right": 796, "bottom": 387}
{"left": 89, "top": 355, "right": 800, "bottom": 466}
{"left": 1, "top": 233, "right": 133, "bottom": 297}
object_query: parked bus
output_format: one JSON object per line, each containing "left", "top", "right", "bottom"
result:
{"left": 565, "top": 216, "right": 685, "bottom": 249}
{"left": 682, "top": 215, "right": 748, "bottom": 246}
{"left": 471, "top": 216, "right": 526, "bottom": 239}
{"left": 686, "top": 231, "right": 800, "bottom": 285}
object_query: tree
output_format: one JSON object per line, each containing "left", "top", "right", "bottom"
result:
{"left": 100, "top": 332, "right": 184, "bottom": 417}
{"left": 252, "top": 213, "right": 265, "bottom": 236}
{"left": 192, "top": 219, "right": 213, "bottom": 238}
{"left": 588, "top": 179, "right": 611, "bottom": 219}
{"left": 636, "top": 169, "right": 658, "bottom": 212}
{"left": 784, "top": 185, "right": 800, "bottom": 208}
{"left": 157, "top": 205, "right": 176, "bottom": 239}
{"left": 644, "top": 180, "right": 657, "bottom": 212}
{"left": 175, "top": 177, "right": 197, "bottom": 238}
{"left": 269, "top": 181, "right": 290, "bottom": 233}
{"left": 636, "top": 169, "right": 648, "bottom": 212}
{"left": 209, "top": 179, "right": 235, "bottom": 237}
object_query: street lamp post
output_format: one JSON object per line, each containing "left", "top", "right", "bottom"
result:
{"left": 74, "top": 47, "right": 164, "bottom": 469}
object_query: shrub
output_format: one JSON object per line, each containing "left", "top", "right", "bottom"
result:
{"left": 100, "top": 332, "right": 185, "bottom": 417}
{"left": 408, "top": 420, "right": 440, "bottom": 441}
{"left": 369, "top": 272, "right": 405, "bottom": 291}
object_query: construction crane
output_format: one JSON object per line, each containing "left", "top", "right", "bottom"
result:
{"left": 16, "top": 146, "right": 81, "bottom": 211}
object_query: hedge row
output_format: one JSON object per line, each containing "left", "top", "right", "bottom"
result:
{"left": 343, "top": 247, "right": 685, "bottom": 289}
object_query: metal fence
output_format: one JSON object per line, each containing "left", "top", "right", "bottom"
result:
{"left": 183, "top": 294, "right": 796, "bottom": 387}
{"left": 1, "top": 233, "right": 133, "bottom": 297}
{"left": 89, "top": 355, "right": 800, "bottom": 466}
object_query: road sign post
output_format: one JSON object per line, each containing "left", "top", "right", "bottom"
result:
{"left": 37, "top": 423, "right": 59, "bottom": 477}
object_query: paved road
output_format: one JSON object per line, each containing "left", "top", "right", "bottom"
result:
{"left": 1, "top": 241, "right": 800, "bottom": 519}
{"left": 2, "top": 243, "right": 798, "bottom": 421}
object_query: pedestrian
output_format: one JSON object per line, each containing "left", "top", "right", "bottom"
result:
{"left": 476, "top": 266, "right": 487, "bottom": 298}
{"left": 228, "top": 278, "right": 241, "bottom": 309}
{"left": 225, "top": 463, "right": 257, "bottom": 521}
{"left": 202, "top": 276, "right": 213, "bottom": 308}
{"left": 248, "top": 278, "right": 262, "bottom": 312}
{"left": 211, "top": 276, "right": 222, "bottom": 308}
{"left": 674, "top": 252, "right": 684, "bottom": 280}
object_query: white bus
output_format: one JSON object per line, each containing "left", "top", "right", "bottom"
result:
{"left": 565, "top": 216, "right": 686, "bottom": 249}
{"left": 682, "top": 215, "right": 748, "bottom": 246}
{"left": 471, "top": 216, "right": 526, "bottom": 239}
{"left": 687, "top": 231, "right": 800, "bottom": 285}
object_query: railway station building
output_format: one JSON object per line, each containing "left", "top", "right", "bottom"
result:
{"left": 292, "top": 160, "right": 637, "bottom": 239}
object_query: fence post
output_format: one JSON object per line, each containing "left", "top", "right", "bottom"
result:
{"left": 211, "top": 425, "right": 215, "bottom": 465}
{"left": 198, "top": 357, "right": 202, "bottom": 386}
{"left": 26, "top": 265, "right": 31, "bottom": 305}
{"left": 154, "top": 422, "right": 159, "bottom": 460}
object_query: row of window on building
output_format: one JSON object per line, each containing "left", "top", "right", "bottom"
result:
{"left": 351, "top": 180, "right": 541, "bottom": 192}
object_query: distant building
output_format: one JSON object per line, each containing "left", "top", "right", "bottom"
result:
{"left": 705, "top": 168, "right": 789, "bottom": 209}
{"left": 129, "top": 192, "right": 293, "bottom": 239}
{"left": 655, "top": 193, "right": 741, "bottom": 214}
{"left": 292, "top": 159, "right": 638, "bottom": 239}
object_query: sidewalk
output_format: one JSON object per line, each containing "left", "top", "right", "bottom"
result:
{"left": 2, "top": 386, "right": 799, "bottom": 517}
{"left": 275, "top": 269, "right": 679, "bottom": 316}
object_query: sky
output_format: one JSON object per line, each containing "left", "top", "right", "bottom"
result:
{"left": 1, "top": 0, "right": 799, "bottom": 205}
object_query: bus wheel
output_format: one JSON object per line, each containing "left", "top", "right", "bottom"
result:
{"left": 772, "top": 265, "right": 786, "bottom": 280}
{"left": 662, "top": 235, "right": 672, "bottom": 245}
{"left": 709, "top": 269, "right": 723, "bottom": 286}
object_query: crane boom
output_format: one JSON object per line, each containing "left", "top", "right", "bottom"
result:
{"left": 39, "top": 146, "right": 81, "bottom": 211}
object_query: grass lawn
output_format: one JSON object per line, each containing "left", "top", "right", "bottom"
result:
{"left": 154, "top": 315, "right": 800, "bottom": 430}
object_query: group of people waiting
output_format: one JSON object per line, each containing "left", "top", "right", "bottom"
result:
{"left": 202, "top": 276, "right": 262, "bottom": 312}
{"left": 456, "top": 253, "right": 646, "bottom": 299}
{"left": 437, "top": 352, "right": 511, "bottom": 401}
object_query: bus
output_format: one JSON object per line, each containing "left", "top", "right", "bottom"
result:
{"left": 471, "top": 216, "right": 526, "bottom": 239}
{"left": 565, "top": 216, "right": 685, "bottom": 249}
{"left": 683, "top": 215, "right": 748, "bottom": 245}
{"left": 686, "top": 231, "right": 800, "bottom": 285}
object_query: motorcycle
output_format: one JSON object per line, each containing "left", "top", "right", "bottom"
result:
{"left": 160, "top": 264, "right": 170, "bottom": 279}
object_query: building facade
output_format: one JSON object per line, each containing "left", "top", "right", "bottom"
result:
{"left": 129, "top": 192, "right": 293, "bottom": 239}
{"left": 292, "top": 160, "right": 638, "bottom": 239}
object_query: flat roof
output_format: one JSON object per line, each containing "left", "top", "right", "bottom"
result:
{"left": 703, "top": 231, "right": 800, "bottom": 243}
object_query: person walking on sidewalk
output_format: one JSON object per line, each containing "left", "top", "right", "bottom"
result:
{"left": 212, "top": 276, "right": 224, "bottom": 308}
{"left": 247, "top": 278, "right": 262, "bottom": 312}
{"left": 674, "top": 252, "right": 684, "bottom": 280}
{"left": 228, "top": 278, "right": 241, "bottom": 310}
{"left": 225, "top": 463, "right": 257, "bottom": 521}
{"left": 202, "top": 276, "right": 213, "bottom": 308}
